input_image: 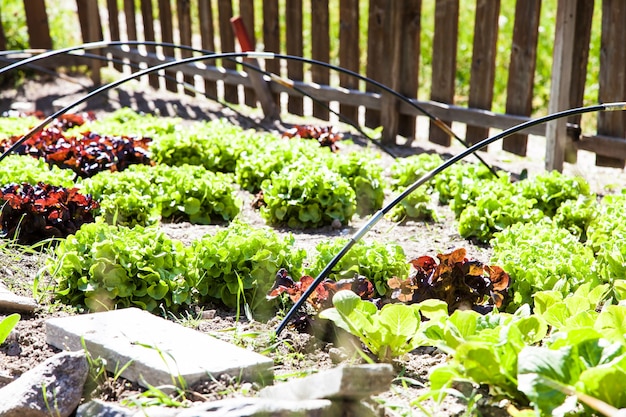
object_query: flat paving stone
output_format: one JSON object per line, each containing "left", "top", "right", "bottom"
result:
{"left": 46, "top": 308, "right": 273, "bottom": 388}
{"left": 0, "top": 281, "right": 38, "bottom": 313}
{"left": 259, "top": 364, "right": 394, "bottom": 401}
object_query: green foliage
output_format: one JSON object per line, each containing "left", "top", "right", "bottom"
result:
{"left": 82, "top": 164, "right": 240, "bottom": 225}
{"left": 0, "top": 155, "right": 76, "bottom": 188}
{"left": 97, "top": 193, "right": 160, "bottom": 228}
{"left": 390, "top": 153, "right": 444, "bottom": 190}
{"left": 235, "top": 138, "right": 325, "bottom": 192}
{"left": 187, "top": 222, "right": 306, "bottom": 315}
{"left": 319, "top": 290, "right": 424, "bottom": 362}
{"left": 552, "top": 195, "right": 599, "bottom": 242}
{"left": 324, "top": 150, "right": 385, "bottom": 215}
{"left": 48, "top": 222, "right": 191, "bottom": 312}
{"left": 457, "top": 183, "right": 544, "bottom": 242}
{"left": 0, "top": 115, "right": 40, "bottom": 139}
{"left": 517, "top": 171, "right": 592, "bottom": 217}
{"left": 306, "top": 238, "right": 409, "bottom": 297}
{"left": 386, "top": 188, "right": 436, "bottom": 222}
{"left": 69, "top": 108, "right": 178, "bottom": 138}
{"left": 150, "top": 119, "right": 274, "bottom": 173}
{"left": 490, "top": 221, "right": 598, "bottom": 311}
{"left": 432, "top": 162, "right": 496, "bottom": 206}
{"left": 0, "top": 313, "right": 20, "bottom": 345}
{"left": 260, "top": 162, "right": 355, "bottom": 228}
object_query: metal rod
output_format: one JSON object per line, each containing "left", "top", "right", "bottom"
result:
{"left": 274, "top": 101, "right": 626, "bottom": 336}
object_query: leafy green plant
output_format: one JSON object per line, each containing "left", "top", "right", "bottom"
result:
{"left": 0, "top": 313, "right": 20, "bottom": 344}
{"left": 47, "top": 222, "right": 192, "bottom": 312}
{"left": 68, "top": 107, "right": 178, "bottom": 138}
{"left": 0, "top": 155, "right": 76, "bottom": 188}
{"left": 82, "top": 164, "right": 240, "bottom": 225}
{"left": 260, "top": 162, "right": 356, "bottom": 229}
{"left": 517, "top": 171, "right": 592, "bottom": 217}
{"left": 319, "top": 290, "right": 425, "bottom": 362}
{"left": 235, "top": 137, "right": 325, "bottom": 193}
{"left": 188, "top": 221, "right": 306, "bottom": 315}
{"left": 325, "top": 150, "right": 385, "bottom": 215}
{"left": 150, "top": 119, "right": 272, "bottom": 173}
{"left": 306, "top": 238, "right": 409, "bottom": 297}
{"left": 490, "top": 220, "right": 598, "bottom": 310}
{"left": 96, "top": 193, "right": 160, "bottom": 228}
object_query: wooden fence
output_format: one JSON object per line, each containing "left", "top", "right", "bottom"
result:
{"left": 2, "top": 0, "right": 626, "bottom": 172}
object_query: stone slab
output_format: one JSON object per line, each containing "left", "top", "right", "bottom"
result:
{"left": 0, "top": 282, "right": 38, "bottom": 313}
{"left": 46, "top": 308, "right": 273, "bottom": 389}
{"left": 259, "top": 364, "right": 394, "bottom": 401}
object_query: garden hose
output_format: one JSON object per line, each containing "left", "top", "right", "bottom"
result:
{"left": 274, "top": 101, "right": 626, "bottom": 336}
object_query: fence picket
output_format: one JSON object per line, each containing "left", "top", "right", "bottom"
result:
{"left": 140, "top": 0, "right": 159, "bottom": 88}
{"left": 311, "top": 0, "right": 330, "bottom": 120}
{"left": 429, "top": 0, "right": 459, "bottom": 146}
{"left": 24, "top": 0, "right": 52, "bottom": 49}
{"left": 158, "top": 0, "right": 177, "bottom": 92}
{"left": 597, "top": 0, "right": 626, "bottom": 168}
{"left": 465, "top": 0, "right": 500, "bottom": 147}
{"left": 339, "top": 0, "right": 360, "bottom": 123}
{"left": 286, "top": 0, "right": 304, "bottom": 115}
{"left": 177, "top": 0, "right": 195, "bottom": 96}
{"left": 502, "top": 0, "right": 541, "bottom": 156}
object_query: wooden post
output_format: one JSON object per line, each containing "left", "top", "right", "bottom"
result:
{"left": 397, "top": 0, "right": 421, "bottom": 141}
{"left": 380, "top": 0, "right": 403, "bottom": 145}
{"left": 429, "top": 0, "right": 459, "bottom": 146}
{"left": 177, "top": 0, "right": 194, "bottom": 96}
{"left": 339, "top": 0, "right": 360, "bottom": 123}
{"left": 24, "top": 0, "right": 52, "bottom": 49}
{"left": 77, "top": 0, "right": 103, "bottom": 85}
{"left": 158, "top": 0, "right": 177, "bottom": 92}
{"left": 218, "top": 0, "right": 238, "bottom": 103}
{"left": 596, "top": 0, "right": 626, "bottom": 168}
{"left": 198, "top": 0, "right": 218, "bottom": 99}
{"left": 105, "top": 0, "right": 122, "bottom": 71}
{"left": 311, "top": 0, "right": 330, "bottom": 120}
{"left": 140, "top": 0, "right": 159, "bottom": 89}
{"left": 262, "top": 0, "right": 281, "bottom": 106}
{"left": 286, "top": 0, "right": 304, "bottom": 115}
{"left": 465, "top": 0, "right": 500, "bottom": 146}
{"left": 365, "top": 0, "right": 386, "bottom": 129}
{"left": 502, "top": 0, "right": 541, "bottom": 156}
{"left": 546, "top": 0, "right": 577, "bottom": 172}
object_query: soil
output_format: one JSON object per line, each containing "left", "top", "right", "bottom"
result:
{"left": 0, "top": 71, "right": 624, "bottom": 416}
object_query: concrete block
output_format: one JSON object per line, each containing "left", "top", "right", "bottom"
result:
{"left": 259, "top": 364, "right": 394, "bottom": 401}
{"left": 46, "top": 308, "right": 273, "bottom": 389}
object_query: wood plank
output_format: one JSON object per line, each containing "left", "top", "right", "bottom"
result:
{"left": 158, "top": 0, "right": 177, "bottom": 92}
{"left": 380, "top": 0, "right": 403, "bottom": 145}
{"left": 24, "top": 0, "right": 52, "bottom": 49}
{"left": 141, "top": 0, "right": 160, "bottom": 88}
{"left": 239, "top": 0, "right": 257, "bottom": 106}
{"left": 596, "top": 0, "right": 626, "bottom": 168}
{"left": 198, "top": 0, "right": 218, "bottom": 99}
{"left": 286, "top": 0, "right": 304, "bottom": 115}
{"left": 339, "top": 0, "right": 360, "bottom": 123}
{"left": 578, "top": 133, "right": 626, "bottom": 160}
{"left": 429, "top": 0, "right": 459, "bottom": 146}
{"left": 364, "top": 0, "right": 386, "bottom": 128}
{"left": 105, "top": 0, "right": 123, "bottom": 71}
{"left": 81, "top": 0, "right": 102, "bottom": 85}
{"left": 502, "top": 0, "right": 541, "bottom": 155}
{"left": 568, "top": 0, "right": 594, "bottom": 132}
{"left": 311, "top": 0, "right": 330, "bottom": 120}
{"left": 0, "top": 2, "right": 5, "bottom": 51}
{"left": 465, "top": 0, "right": 500, "bottom": 146}
{"left": 217, "top": 0, "right": 238, "bottom": 103}
{"left": 123, "top": 0, "right": 137, "bottom": 41}
{"left": 398, "top": 0, "right": 421, "bottom": 140}
{"left": 262, "top": 0, "right": 281, "bottom": 106}
{"left": 177, "top": 0, "right": 195, "bottom": 96}
{"left": 546, "top": 0, "right": 577, "bottom": 172}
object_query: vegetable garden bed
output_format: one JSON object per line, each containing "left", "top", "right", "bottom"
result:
{"left": 1, "top": 74, "right": 626, "bottom": 416}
